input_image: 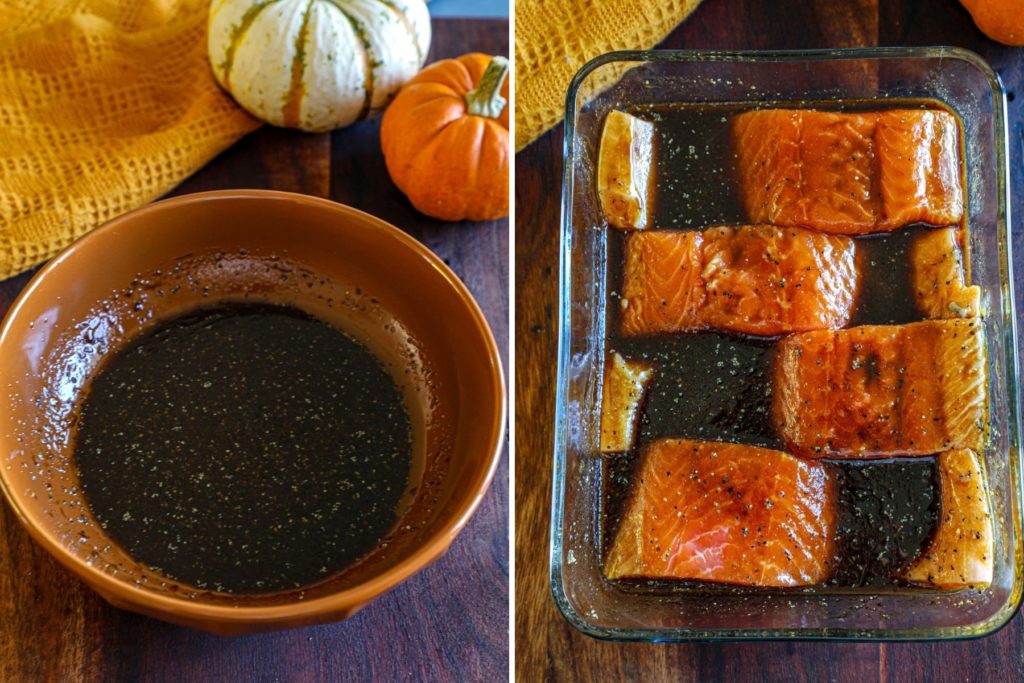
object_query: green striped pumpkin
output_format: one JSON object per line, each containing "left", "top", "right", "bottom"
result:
{"left": 208, "top": 0, "right": 431, "bottom": 132}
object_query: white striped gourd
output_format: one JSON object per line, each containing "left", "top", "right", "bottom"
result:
{"left": 208, "top": 0, "right": 430, "bottom": 132}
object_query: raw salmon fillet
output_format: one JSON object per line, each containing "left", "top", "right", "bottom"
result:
{"left": 876, "top": 110, "right": 964, "bottom": 229}
{"left": 904, "top": 449, "right": 993, "bottom": 588}
{"left": 911, "top": 227, "right": 981, "bottom": 319}
{"left": 620, "top": 230, "right": 705, "bottom": 335}
{"left": 734, "top": 109, "right": 963, "bottom": 234}
{"left": 598, "top": 110, "right": 655, "bottom": 230}
{"left": 774, "top": 319, "right": 987, "bottom": 457}
{"left": 604, "top": 439, "right": 835, "bottom": 586}
{"left": 600, "top": 351, "right": 654, "bottom": 453}
{"left": 620, "top": 225, "right": 858, "bottom": 336}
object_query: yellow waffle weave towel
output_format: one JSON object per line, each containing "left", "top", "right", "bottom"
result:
{"left": 514, "top": 0, "right": 702, "bottom": 152}
{"left": 0, "top": 0, "right": 261, "bottom": 279}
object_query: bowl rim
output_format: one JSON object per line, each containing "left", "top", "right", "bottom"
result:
{"left": 0, "top": 189, "right": 507, "bottom": 624}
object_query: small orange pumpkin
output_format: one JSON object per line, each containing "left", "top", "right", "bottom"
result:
{"left": 961, "top": 0, "right": 1024, "bottom": 46}
{"left": 381, "top": 53, "right": 509, "bottom": 222}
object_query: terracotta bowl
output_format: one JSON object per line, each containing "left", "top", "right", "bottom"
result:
{"left": 0, "top": 190, "right": 505, "bottom": 635}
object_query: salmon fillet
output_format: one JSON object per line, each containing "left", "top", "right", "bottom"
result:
{"left": 911, "top": 227, "right": 981, "bottom": 319}
{"left": 733, "top": 110, "right": 804, "bottom": 229}
{"left": 774, "top": 319, "right": 987, "bottom": 457}
{"left": 600, "top": 352, "right": 654, "bottom": 453}
{"left": 620, "top": 226, "right": 858, "bottom": 336}
{"left": 799, "top": 111, "right": 880, "bottom": 232}
{"left": 598, "top": 110, "right": 655, "bottom": 230}
{"left": 876, "top": 110, "right": 964, "bottom": 229}
{"left": 904, "top": 449, "right": 994, "bottom": 589}
{"left": 734, "top": 109, "right": 963, "bottom": 234}
{"left": 604, "top": 439, "right": 835, "bottom": 586}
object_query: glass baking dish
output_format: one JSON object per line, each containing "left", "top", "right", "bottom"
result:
{"left": 550, "top": 47, "right": 1022, "bottom": 641}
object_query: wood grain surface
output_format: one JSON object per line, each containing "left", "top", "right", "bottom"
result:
{"left": 514, "top": 1, "right": 1024, "bottom": 680}
{"left": 0, "top": 18, "right": 509, "bottom": 683}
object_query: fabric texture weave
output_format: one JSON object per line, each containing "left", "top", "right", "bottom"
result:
{"left": 0, "top": 0, "right": 261, "bottom": 278}
{"left": 514, "top": 0, "right": 702, "bottom": 151}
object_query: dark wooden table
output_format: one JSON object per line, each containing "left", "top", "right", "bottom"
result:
{"left": 515, "top": 1, "right": 1024, "bottom": 680}
{"left": 0, "top": 18, "right": 508, "bottom": 683}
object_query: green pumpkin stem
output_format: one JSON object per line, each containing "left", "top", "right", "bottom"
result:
{"left": 465, "top": 56, "right": 509, "bottom": 118}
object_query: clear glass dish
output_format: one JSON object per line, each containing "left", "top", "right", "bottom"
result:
{"left": 550, "top": 48, "right": 1022, "bottom": 641}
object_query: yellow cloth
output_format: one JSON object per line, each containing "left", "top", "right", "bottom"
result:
{"left": 514, "top": 0, "right": 702, "bottom": 151}
{"left": 0, "top": 0, "right": 261, "bottom": 279}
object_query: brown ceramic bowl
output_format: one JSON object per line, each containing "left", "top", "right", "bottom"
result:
{"left": 0, "top": 190, "right": 505, "bottom": 635}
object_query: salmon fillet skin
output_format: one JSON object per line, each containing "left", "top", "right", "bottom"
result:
{"left": 904, "top": 449, "right": 994, "bottom": 589}
{"left": 774, "top": 319, "right": 987, "bottom": 457}
{"left": 910, "top": 227, "right": 981, "bottom": 319}
{"left": 600, "top": 352, "right": 654, "bottom": 453}
{"left": 620, "top": 225, "right": 859, "bottom": 337}
{"left": 734, "top": 109, "right": 964, "bottom": 234}
{"left": 598, "top": 110, "right": 655, "bottom": 230}
{"left": 604, "top": 439, "right": 836, "bottom": 586}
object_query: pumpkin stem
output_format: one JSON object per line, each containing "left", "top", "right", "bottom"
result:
{"left": 465, "top": 56, "right": 509, "bottom": 119}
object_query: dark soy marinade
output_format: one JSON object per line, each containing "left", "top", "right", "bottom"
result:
{"left": 75, "top": 304, "right": 414, "bottom": 594}
{"left": 638, "top": 105, "right": 746, "bottom": 228}
{"left": 602, "top": 100, "right": 967, "bottom": 589}
{"left": 613, "top": 334, "right": 779, "bottom": 449}
{"left": 829, "top": 460, "right": 940, "bottom": 586}
{"left": 848, "top": 228, "right": 925, "bottom": 327}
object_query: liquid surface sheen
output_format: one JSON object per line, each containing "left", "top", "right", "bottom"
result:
{"left": 74, "top": 304, "right": 413, "bottom": 594}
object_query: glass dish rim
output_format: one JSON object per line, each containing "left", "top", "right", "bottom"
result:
{"left": 550, "top": 46, "right": 1024, "bottom": 642}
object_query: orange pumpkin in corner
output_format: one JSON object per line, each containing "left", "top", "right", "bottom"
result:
{"left": 961, "top": 0, "right": 1024, "bottom": 46}
{"left": 381, "top": 53, "right": 509, "bottom": 222}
